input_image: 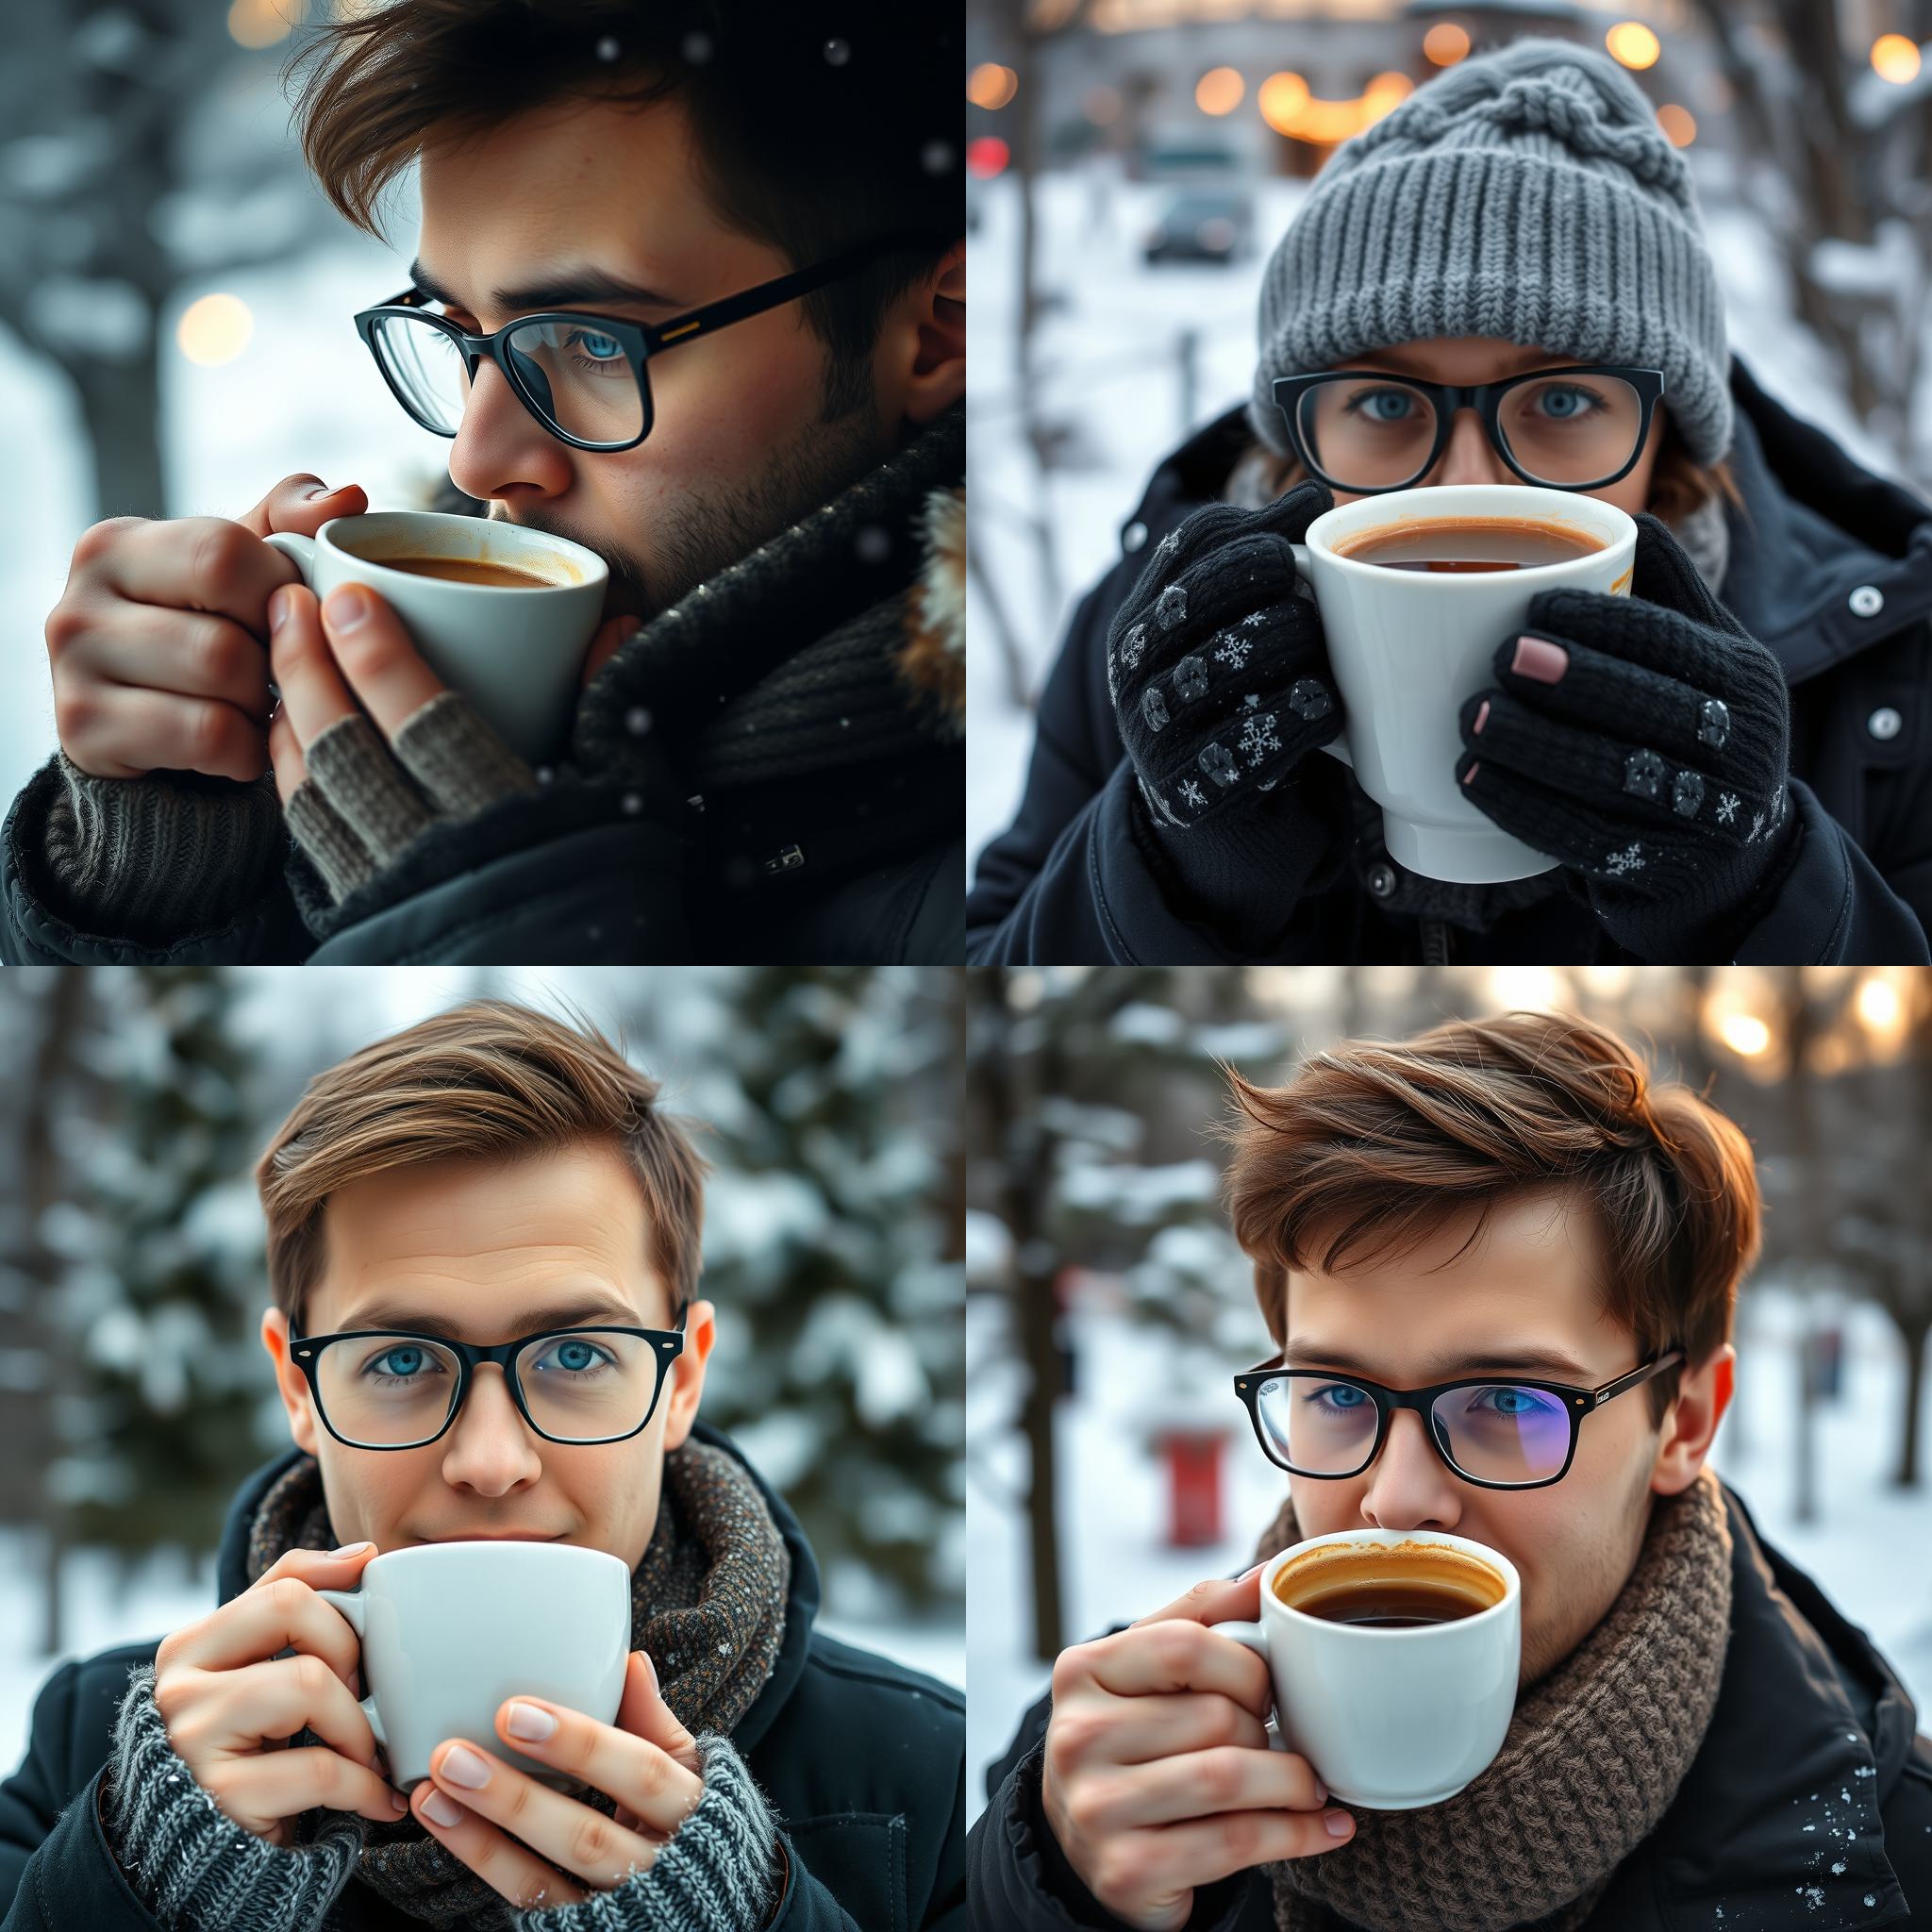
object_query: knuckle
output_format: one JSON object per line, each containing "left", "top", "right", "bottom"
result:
{"left": 1049, "top": 1645, "right": 1094, "bottom": 1703}
{"left": 269, "top": 1574, "right": 308, "bottom": 1617}
{"left": 73, "top": 517, "right": 138, "bottom": 569}
{"left": 569, "top": 1809, "right": 616, "bottom": 1869}
{"left": 1065, "top": 1775, "right": 1118, "bottom": 1840}
{"left": 1219, "top": 1809, "right": 1270, "bottom": 1868}
{"left": 191, "top": 621, "right": 252, "bottom": 693}
{"left": 1048, "top": 1706, "right": 1107, "bottom": 1767}
{"left": 53, "top": 687, "right": 98, "bottom": 752}
{"left": 44, "top": 599, "right": 92, "bottom": 658}
{"left": 294, "top": 1651, "right": 333, "bottom": 1704}
{"left": 191, "top": 520, "right": 255, "bottom": 595}
{"left": 1208, "top": 1698, "right": 1248, "bottom": 1748}
{"left": 1196, "top": 1750, "right": 1241, "bottom": 1807}
{"left": 1090, "top": 1843, "right": 1149, "bottom": 1912}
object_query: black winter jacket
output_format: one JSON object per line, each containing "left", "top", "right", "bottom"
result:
{"left": 1, "top": 1422, "right": 966, "bottom": 1932}
{"left": 966, "top": 358, "right": 1932, "bottom": 964}
{"left": 968, "top": 1477, "right": 1930, "bottom": 1931}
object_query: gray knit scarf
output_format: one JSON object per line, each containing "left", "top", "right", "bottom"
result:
{"left": 1254, "top": 1465, "right": 1732, "bottom": 1932}
{"left": 242, "top": 1439, "right": 790, "bottom": 1932}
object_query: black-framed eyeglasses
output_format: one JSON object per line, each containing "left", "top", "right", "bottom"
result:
{"left": 1232, "top": 1348, "right": 1685, "bottom": 1491}
{"left": 288, "top": 1301, "right": 690, "bottom": 1450}
{"left": 354, "top": 230, "right": 950, "bottom": 452}
{"left": 1272, "top": 365, "right": 1666, "bottom": 494}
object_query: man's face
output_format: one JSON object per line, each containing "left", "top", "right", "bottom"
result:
{"left": 1275, "top": 1190, "right": 1733, "bottom": 1691}
{"left": 1319, "top": 336, "right": 1667, "bottom": 517}
{"left": 261, "top": 1141, "right": 715, "bottom": 1568}
{"left": 411, "top": 92, "right": 966, "bottom": 631}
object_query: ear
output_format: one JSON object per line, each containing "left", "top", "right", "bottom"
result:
{"left": 892, "top": 238, "right": 964, "bottom": 429}
{"left": 1650, "top": 1342, "right": 1736, "bottom": 1496}
{"left": 659, "top": 1297, "right": 716, "bottom": 1453}
{"left": 260, "top": 1307, "right": 321, "bottom": 1457}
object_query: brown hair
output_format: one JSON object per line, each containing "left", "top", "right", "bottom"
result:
{"left": 256, "top": 999, "right": 708, "bottom": 1334}
{"left": 284, "top": 2, "right": 958, "bottom": 421}
{"left": 1242, "top": 404, "right": 1748, "bottom": 526}
{"left": 1219, "top": 1011, "right": 1759, "bottom": 1425}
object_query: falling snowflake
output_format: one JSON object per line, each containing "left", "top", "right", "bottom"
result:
{"left": 1605, "top": 842, "right": 1646, "bottom": 876}
{"left": 1179, "top": 777, "right": 1208, "bottom": 808}
{"left": 622, "top": 792, "right": 643, "bottom": 815}
{"left": 1238, "top": 709, "right": 1283, "bottom": 766}
{"left": 855, "top": 525, "right": 891, "bottom": 563}
{"left": 681, "top": 30, "right": 713, "bottom": 63}
{"left": 1241, "top": 609, "right": 1268, "bottom": 630}
{"left": 823, "top": 37, "right": 850, "bottom": 64}
{"left": 1155, "top": 584, "right": 1189, "bottom": 630}
{"left": 1717, "top": 791, "right": 1739, "bottom": 824}
{"left": 1214, "top": 633, "right": 1253, "bottom": 669}
{"left": 626, "top": 707, "right": 653, "bottom": 735}
{"left": 921, "top": 141, "right": 954, "bottom": 175}
{"left": 595, "top": 35, "right": 620, "bottom": 60}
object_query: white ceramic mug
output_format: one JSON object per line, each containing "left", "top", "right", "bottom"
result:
{"left": 265, "top": 509, "right": 609, "bottom": 769}
{"left": 313, "top": 1539, "right": 631, "bottom": 1792}
{"left": 1218, "top": 1527, "right": 1522, "bottom": 1811}
{"left": 1286, "top": 484, "right": 1637, "bottom": 883}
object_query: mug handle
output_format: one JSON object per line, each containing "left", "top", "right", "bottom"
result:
{"left": 311, "top": 1586, "right": 388, "bottom": 1751}
{"left": 1286, "top": 541, "right": 1354, "bottom": 769}
{"left": 261, "top": 531, "right": 315, "bottom": 580}
{"left": 1216, "top": 1620, "right": 1288, "bottom": 1752}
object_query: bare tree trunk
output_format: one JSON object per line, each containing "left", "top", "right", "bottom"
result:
{"left": 1896, "top": 1315, "right": 1928, "bottom": 1489}
{"left": 1780, "top": 971, "right": 1822, "bottom": 1526}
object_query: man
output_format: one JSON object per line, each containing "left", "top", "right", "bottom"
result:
{"left": 3, "top": 2, "right": 964, "bottom": 965}
{"left": 0, "top": 999, "right": 964, "bottom": 1930}
{"left": 971, "top": 1010, "right": 1931, "bottom": 1929}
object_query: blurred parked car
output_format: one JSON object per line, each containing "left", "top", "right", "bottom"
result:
{"left": 1143, "top": 190, "right": 1255, "bottom": 265}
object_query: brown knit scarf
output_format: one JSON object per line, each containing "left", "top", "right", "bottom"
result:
{"left": 1254, "top": 1466, "right": 1732, "bottom": 1932}
{"left": 242, "top": 1438, "right": 791, "bottom": 1932}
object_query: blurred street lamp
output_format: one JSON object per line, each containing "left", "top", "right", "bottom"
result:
{"left": 1606, "top": 22, "right": 1661, "bottom": 70}
{"left": 1196, "top": 67, "right": 1245, "bottom": 116}
{"left": 969, "top": 62, "right": 1020, "bottom": 111}
{"left": 1717, "top": 1012, "right": 1772, "bottom": 1059}
{"left": 1257, "top": 72, "right": 1311, "bottom": 136}
{"left": 226, "top": 0, "right": 302, "bottom": 49}
{"left": 1870, "top": 35, "right": 1923, "bottom": 84}
{"left": 1423, "top": 24, "right": 1472, "bottom": 67}
{"left": 1657, "top": 103, "right": 1697, "bottom": 146}
{"left": 1260, "top": 71, "right": 1411, "bottom": 144}
{"left": 175, "top": 293, "right": 254, "bottom": 368}
{"left": 968, "top": 136, "right": 1011, "bottom": 179}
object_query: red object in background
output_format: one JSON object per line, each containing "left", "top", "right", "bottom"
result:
{"left": 967, "top": 136, "right": 1010, "bottom": 178}
{"left": 1157, "top": 1427, "right": 1229, "bottom": 1547}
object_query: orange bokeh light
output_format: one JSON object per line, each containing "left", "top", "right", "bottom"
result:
{"left": 1423, "top": 23, "right": 1471, "bottom": 66}
{"left": 1606, "top": 22, "right": 1661, "bottom": 69}
{"left": 967, "top": 63, "right": 1018, "bottom": 111}
{"left": 1872, "top": 35, "right": 1922, "bottom": 83}
{"left": 1196, "top": 66, "right": 1245, "bottom": 116}
{"left": 1656, "top": 103, "right": 1696, "bottom": 146}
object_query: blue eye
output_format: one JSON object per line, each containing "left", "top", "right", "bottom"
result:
{"left": 566, "top": 328, "right": 624, "bottom": 362}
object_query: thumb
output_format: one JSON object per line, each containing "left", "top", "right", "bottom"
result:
{"left": 238, "top": 474, "right": 370, "bottom": 541}
{"left": 1130, "top": 1560, "right": 1269, "bottom": 1632}
{"left": 1249, "top": 475, "right": 1334, "bottom": 549}
{"left": 616, "top": 1648, "right": 701, "bottom": 1774}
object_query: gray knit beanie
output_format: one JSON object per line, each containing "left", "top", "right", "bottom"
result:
{"left": 1248, "top": 36, "right": 1733, "bottom": 469}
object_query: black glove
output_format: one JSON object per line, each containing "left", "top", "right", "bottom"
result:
{"left": 1108, "top": 480, "right": 1348, "bottom": 941}
{"left": 1456, "top": 510, "right": 1797, "bottom": 961}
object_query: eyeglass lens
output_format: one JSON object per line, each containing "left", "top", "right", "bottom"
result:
{"left": 1252, "top": 1374, "right": 1574, "bottom": 1484}
{"left": 315, "top": 1329, "right": 661, "bottom": 1445}
{"left": 370, "top": 313, "right": 644, "bottom": 444}
{"left": 1296, "top": 374, "right": 1644, "bottom": 489}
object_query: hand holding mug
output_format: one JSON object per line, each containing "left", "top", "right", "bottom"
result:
{"left": 148, "top": 1541, "right": 405, "bottom": 1847}
{"left": 1041, "top": 1568, "right": 1355, "bottom": 1932}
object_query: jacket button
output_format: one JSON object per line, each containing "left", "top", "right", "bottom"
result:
{"left": 1867, "top": 706, "right": 1903, "bottom": 741}
{"left": 1848, "top": 585, "right": 1884, "bottom": 618}
{"left": 1367, "top": 861, "right": 1397, "bottom": 898}
{"left": 1123, "top": 521, "right": 1148, "bottom": 554}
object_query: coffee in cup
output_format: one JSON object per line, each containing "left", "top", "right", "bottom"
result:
{"left": 1333, "top": 516, "right": 1607, "bottom": 575}
{"left": 375, "top": 554, "right": 564, "bottom": 589}
{"left": 1220, "top": 1527, "right": 1522, "bottom": 1809}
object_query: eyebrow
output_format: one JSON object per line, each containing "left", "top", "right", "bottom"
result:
{"left": 1283, "top": 1339, "right": 1594, "bottom": 1382}
{"left": 1352, "top": 346, "right": 1565, "bottom": 379}
{"left": 408, "top": 260, "right": 683, "bottom": 315}
{"left": 335, "top": 1297, "right": 642, "bottom": 1340}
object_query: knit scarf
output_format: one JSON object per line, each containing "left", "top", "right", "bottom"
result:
{"left": 1255, "top": 1465, "right": 1732, "bottom": 1932}
{"left": 242, "top": 1439, "right": 791, "bottom": 1932}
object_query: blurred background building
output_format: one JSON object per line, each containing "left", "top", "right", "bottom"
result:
{"left": 0, "top": 965, "right": 965, "bottom": 1764}
{"left": 965, "top": 965, "right": 1932, "bottom": 1818}
{"left": 965, "top": 0, "right": 1932, "bottom": 869}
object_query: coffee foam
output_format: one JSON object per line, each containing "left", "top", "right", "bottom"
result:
{"left": 1274, "top": 1537, "right": 1507, "bottom": 1616}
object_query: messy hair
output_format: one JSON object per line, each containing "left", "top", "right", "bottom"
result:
{"left": 285, "top": 1, "right": 959, "bottom": 421}
{"left": 1220, "top": 1010, "right": 1759, "bottom": 1426}
{"left": 256, "top": 999, "right": 708, "bottom": 1334}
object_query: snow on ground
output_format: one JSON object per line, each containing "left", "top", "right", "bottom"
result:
{"left": 966, "top": 1279, "right": 1932, "bottom": 1824}
{"left": 965, "top": 150, "right": 1932, "bottom": 877}
{"left": 0, "top": 1524, "right": 960, "bottom": 1777}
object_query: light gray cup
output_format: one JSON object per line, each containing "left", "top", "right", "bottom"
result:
{"left": 265, "top": 509, "right": 609, "bottom": 769}
{"left": 1286, "top": 483, "right": 1638, "bottom": 884}
{"left": 313, "top": 1539, "right": 631, "bottom": 1793}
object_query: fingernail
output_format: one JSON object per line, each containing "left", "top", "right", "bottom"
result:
{"left": 1325, "top": 1810, "right": 1355, "bottom": 1839}
{"left": 303, "top": 481, "right": 335, "bottom": 500}
{"left": 1472, "top": 699, "right": 1490, "bottom": 736}
{"left": 504, "top": 1701, "right": 556, "bottom": 1741}
{"left": 421, "top": 1789, "right": 466, "bottom": 1826}
{"left": 325, "top": 585, "right": 369, "bottom": 630}
{"left": 1462, "top": 761, "right": 1481, "bottom": 786}
{"left": 438, "top": 1744, "right": 490, "bottom": 1788}
{"left": 390, "top": 1789, "right": 409, "bottom": 1812}
{"left": 268, "top": 589, "right": 291, "bottom": 634}
{"left": 1313, "top": 1778, "right": 1327, "bottom": 1806}
{"left": 1510, "top": 635, "right": 1569, "bottom": 683}
{"left": 329, "top": 1541, "right": 373, "bottom": 1557}
{"left": 637, "top": 1649, "right": 658, "bottom": 1695}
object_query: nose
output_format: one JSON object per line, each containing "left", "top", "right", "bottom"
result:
{"left": 1425, "top": 404, "right": 1510, "bottom": 488}
{"left": 439, "top": 1362, "right": 543, "bottom": 1491}
{"left": 1357, "top": 1407, "right": 1461, "bottom": 1533}
{"left": 446, "top": 358, "right": 574, "bottom": 504}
